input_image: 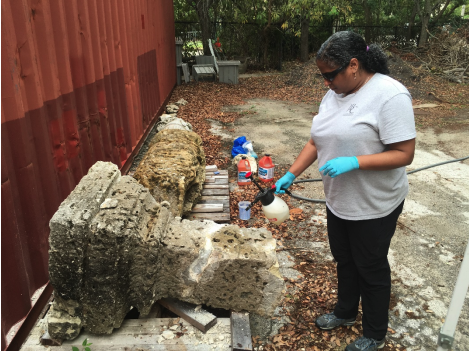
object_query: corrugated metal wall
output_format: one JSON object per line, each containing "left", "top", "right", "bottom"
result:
{"left": 1, "top": 0, "right": 176, "bottom": 349}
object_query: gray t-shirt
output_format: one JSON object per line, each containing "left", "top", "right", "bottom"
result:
{"left": 311, "top": 73, "right": 416, "bottom": 220}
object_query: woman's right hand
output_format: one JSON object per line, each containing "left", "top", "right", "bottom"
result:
{"left": 275, "top": 172, "right": 296, "bottom": 194}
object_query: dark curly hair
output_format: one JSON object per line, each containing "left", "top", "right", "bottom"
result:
{"left": 316, "top": 31, "right": 390, "bottom": 75}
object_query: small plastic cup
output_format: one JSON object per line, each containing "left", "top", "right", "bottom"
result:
{"left": 238, "top": 201, "right": 251, "bottom": 220}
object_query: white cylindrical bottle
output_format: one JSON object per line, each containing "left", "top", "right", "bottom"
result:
{"left": 259, "top": 186, "right": 290, "bottom": 225}
{"left": 262, "top": 196, "right": 290, "bottom": 225}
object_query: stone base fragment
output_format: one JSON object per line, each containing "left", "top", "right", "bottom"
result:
{"left": 159, "top": 220, "right": 284, "bottom": 316}
{"left": 46, "top": 305, "right": 82, "bottom": 340}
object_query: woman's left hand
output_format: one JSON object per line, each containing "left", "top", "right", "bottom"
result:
{"left": 319, "top": 157, "right": 359, "bottom": 178}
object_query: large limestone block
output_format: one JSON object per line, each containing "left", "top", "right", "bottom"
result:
{"left": 49, "top": 162, "right": 121, "bottom": 303}
{"left": 83, "top": 176, "right": 171, "bottom": 334}
{"left": 159, "top": 220, "right": 285, "bottom": 316}
{"left": 47, "top": 170, "right": 171, "bottom": 339}
{"left": 133, "top": 129, "right": 206, "bottom": 217}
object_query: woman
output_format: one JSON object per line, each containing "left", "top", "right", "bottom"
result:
{"left": 275, "top": 31, "right": 416, "bottom": 351}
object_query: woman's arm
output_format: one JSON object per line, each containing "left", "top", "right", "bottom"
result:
{"left": 356, "top": 138, "right": 415, "bottom": 170}
{"left": 288, "top": 138, "right": 318, "bottom": 176}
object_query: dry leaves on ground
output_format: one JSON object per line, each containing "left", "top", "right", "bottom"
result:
{"left": 166, "top": 57, "right": 466, "bottom": 351}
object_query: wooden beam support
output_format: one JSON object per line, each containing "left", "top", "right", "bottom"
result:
{"left": 40, "top": 332, "right": 62, "bottom": 346}
{"left": 203, "top": 184, "right": 229, "bottom": 189}
{"left": 189, "top": 213, "right": 230, "bottom": 222}
{"left": 205, "top": 165, "right": 218, "bottom": 172}
{"left": 201, "top": 188, "right": 229, "bottom": 196}
{"left": 157, "top": 299, "right": 217, "bottom": 333}
{"left": 206, "top": 174, "right": 229, "bottom": 179}
{"left": 231, "top": 312, "right": 252, "bottom": 351}
{"left": 206, "top": 169, "right": 228, "bottom": 175}
{"left": 200, "top": 195, "right": 229, "bottom": 201}
{"left": 191, "top": 204, "right": 224, "bottom": 213}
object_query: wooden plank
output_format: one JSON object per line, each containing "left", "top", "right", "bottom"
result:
{"left": 204, "top": 178, "right": 216, "bottom": 183}
{"left": 40, "top": 332, "right": 62, "bottom": 346}
{"left": 214, "top": 177, "right": 229, "bottom": 185}
{"left": 24, "top": 346, "right": 229, "bottom": 351}
{"left": 206, "top": 174, "right": 229, "bottom": 179}
{"left": 194, "top": 66, "right": 215, "bottom": 75}
{"left": 202, "top": 188, "right": 229, "bottom": 196}
{"left": 198, "top": 199, "right": 229, "bottom": 207}
{"left": 207, "top": 39, "right": 219, "bottom": 73}
{"left": 181, "top": 63, "right": 190, "bottom": 83}
{"left": 206, "top": 169, "right": 228, "bottom": 175}
{"left": 200, "top": 195, "right": 230, "bottom": 201}
{"left": 231, "top": 312, "right": 252, "bottom": 351}
{"left": 203, "top": 184, "right": 229, "bottom": 189}
{"left": 192, "top": 204, "right": 223, "bottom": 213}
{"left": 205, "top": 165, "right": 218, "bottom": 172}
{"left": 24, "top": 343, "right": 230, "bottom": 351}
{"left": 158, "top": 299, "right": 217, "bottom": 333}
{"left": 189, "top": 213, "right": 230, "bottom": 222}
{"left": 22, "top": 318, "right": 231, "bottom": 351}
{"left": 205, "top": 177, "right": 229, "bottom": 185}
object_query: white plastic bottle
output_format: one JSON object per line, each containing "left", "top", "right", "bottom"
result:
{"left": 260, "top": 186, "right": 290, "bottom": 225}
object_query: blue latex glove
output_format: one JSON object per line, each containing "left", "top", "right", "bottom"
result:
{"left": 275, "top": 171, "right": 296, "bottom": 194}
{"left": 319, "top": 157, "right": 359, "bottom": 178}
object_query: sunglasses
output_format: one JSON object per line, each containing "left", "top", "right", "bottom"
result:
{"left": 320, "top": 64, "right": 347, "bottom": 82}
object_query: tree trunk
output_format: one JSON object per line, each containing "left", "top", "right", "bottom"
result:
{"left": 433, "top": 0, "right": 452, "bottom": 23}
{"left": 300, "top": 15, "right": 309, "bottom": 62}
{"left": 363, "top": 0, "right": 373, "bottom": 43}
{"left": 418, "top": 0, "right": 432, "bottom": 47}
{"left": 262, "top": 0, "right": 273, "bottom": 68}
{"left": 194, "top": 0, "right": 214, "bottom": 56}
{"left": 407, "top": 4, "right": 418, "bottom": 41}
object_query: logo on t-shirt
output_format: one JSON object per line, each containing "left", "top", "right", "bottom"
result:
{"left": 346, "top": 103, "right": 358, "bottom": 115}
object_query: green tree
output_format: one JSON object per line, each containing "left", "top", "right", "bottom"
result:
{"left": 281, "top": 1, "right": 351, "bottom": 62}
{"left": 414, "top": 0, "right": 467, "bottom": 47}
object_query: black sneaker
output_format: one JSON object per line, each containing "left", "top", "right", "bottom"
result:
{"left": 345, "top": 336, "right": 385, "bottom": 351}
{"left": 315, "top": 312, "right": 356, "bottom": 330}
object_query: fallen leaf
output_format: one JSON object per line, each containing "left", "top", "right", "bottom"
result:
{"left": 289, "top": 208, "right": 303, "bottom": 214}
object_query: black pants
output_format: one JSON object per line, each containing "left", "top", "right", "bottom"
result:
{"left": 326, "top": 201, "right": 404, "bottom": 340}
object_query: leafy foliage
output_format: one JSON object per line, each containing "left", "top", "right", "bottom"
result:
{"left": 173, "top": 0, "right": 469, "bottom": 67}
{"left": 71, "top": 338, "right": 92, "bottom": 351}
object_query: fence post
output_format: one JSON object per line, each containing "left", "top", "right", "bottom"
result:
{"left": 278, "top": 30, "right": 282, "bottom": 71}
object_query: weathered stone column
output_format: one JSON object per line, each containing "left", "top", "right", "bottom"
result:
{"left": 133, "top": 129, "right": 206, "bottom": 217}
{"left": 47, "top": 161, "right": 284, "bottom": 340}
{"left": 82, "top": 176, "right": 171, "bottom": 334}
{"left": 48, "top": 162, "right": 121, "bottom": 339}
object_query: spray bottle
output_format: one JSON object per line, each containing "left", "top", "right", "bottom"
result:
{"left": 244, "top": 172, "right": 290, "bottom": 225}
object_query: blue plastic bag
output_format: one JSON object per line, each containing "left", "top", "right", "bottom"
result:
{"left": 231, "top": 136, "right": 247, "bottom": 158}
